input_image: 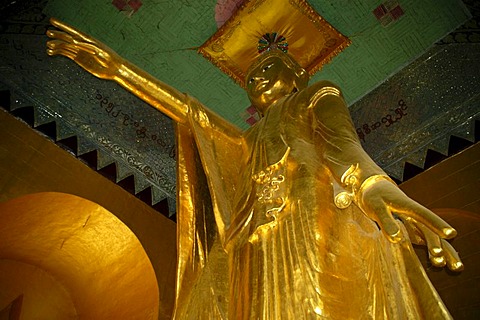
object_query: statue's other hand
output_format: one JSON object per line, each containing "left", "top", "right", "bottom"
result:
{"left": 46, "top": 18, "right": 121, "bottom": 80}
{"left": 358, "top": 180, "right": 462, "bottom": 271}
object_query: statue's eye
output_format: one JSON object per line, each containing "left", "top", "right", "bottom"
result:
{"left": 262, "top": 64, "right": 273, "bottom": 72}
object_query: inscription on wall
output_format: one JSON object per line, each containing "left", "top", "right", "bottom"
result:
{"left": 356, "top": 99, "right": 408, "bottom": 142}
{"left": 95, "top": 92, "right": 176, "bottom": 159}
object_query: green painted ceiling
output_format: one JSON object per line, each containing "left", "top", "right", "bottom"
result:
{"left": 44, "top": 0, "right": 469, "bottom": 129}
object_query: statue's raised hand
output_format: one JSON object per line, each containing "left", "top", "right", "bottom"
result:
{"left": 46, "top": 18, "right": 122, "bottom": 80}
{"left": 357, "top": 178, "right": 463, "bottom": 272}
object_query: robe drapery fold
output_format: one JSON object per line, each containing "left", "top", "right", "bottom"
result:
{"left": 173, "top": 96, "right": 243, "bottom": 319}
{"left": 172, "top": 95, "right": 452, "bottom": 319}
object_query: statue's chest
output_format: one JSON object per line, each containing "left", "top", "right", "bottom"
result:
{"left": 255, "top": 101, "right": 313, "bottom": 163}
{"left": 247, "top": 102, "right": 315, "bottom": 219}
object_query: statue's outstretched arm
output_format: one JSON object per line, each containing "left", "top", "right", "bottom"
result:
{"left": 46, "top": 18, "right": 188, "bottom": 123}
{"left": 310, "top": 81, "right": 463, "bottom": 271}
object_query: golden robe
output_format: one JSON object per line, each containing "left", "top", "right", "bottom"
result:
{"left": 173, "top": 85, "right": 452, "bottom": 319}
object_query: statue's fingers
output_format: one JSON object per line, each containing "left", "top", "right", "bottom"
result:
{"left": 414, "top": 222, "right": 443, "bottom": 256}
{"left": 400, "top": 217, "right": 425, "bottom": 245}
{"left": 47, "top": 39, "right": 97, "bottom": 56}
{"left": 47, "top": 30, "right": 99, "bottom": 55}
{"left": 47, "top": 49, "right": 75, "bottom": 61}
{"left": 47, "top": 39, "right": 68, "bottom": 50}
{"left": 47, "top": 46, "right": 78, "bottom": 60}
{"left": 93, "top": 55, "right": 109, "bottom": 68}
{"left": 430, "top": 253, "right": 447, "bottom": 268}
{"left": 50, "top": 17, "right": 97, "bottom": 44}
{"left": 442, "top": 239, "right": 464, "bottom": 272}
{"left": 46, "top": 29, "right": 73, "bottom": 43}
{"left": 46, "top": 40, "right": 78, "bottom": 55}
{"left": 390, "top": 198, "right": 456, "bottom": 240}
{"left": 364, "top": 201, "right": 402, "bottom": 243}
{"left": 78, "top": 42, "right": 102, "bottom": 55}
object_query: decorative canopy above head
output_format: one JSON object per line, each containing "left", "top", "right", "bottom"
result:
{"left": 199, "top": 0, "right": 351, "bottom": 87}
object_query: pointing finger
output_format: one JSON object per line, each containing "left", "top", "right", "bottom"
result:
{"left": 49, "top": 17, "right": 97, "bottom": 44}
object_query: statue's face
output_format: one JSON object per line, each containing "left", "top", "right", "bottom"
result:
{"left": 246, "top": 55, "right": 302, "bottom": 116}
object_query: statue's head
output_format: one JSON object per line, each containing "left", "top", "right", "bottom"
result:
{"left": 245, "top": 50, "right": 308, "bottom": 116}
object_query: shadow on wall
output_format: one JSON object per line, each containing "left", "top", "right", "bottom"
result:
{"left": 0, "top": 192, "right": 159, "bottom": 319}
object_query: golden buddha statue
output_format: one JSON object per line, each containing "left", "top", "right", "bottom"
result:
{"left": 47, "top": 18, "right": 463, "bottom": 319}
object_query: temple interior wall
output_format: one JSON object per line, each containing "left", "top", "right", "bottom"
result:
{"left": 0, "top": 109, "right": 478, "bottom": 319}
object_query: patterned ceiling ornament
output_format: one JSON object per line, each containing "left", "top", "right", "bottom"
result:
{"left": 199, "top": 0, "right": 350, "bottom": 87}
{"left": 257, "top": 33, "right": 288, "bottom": 54}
